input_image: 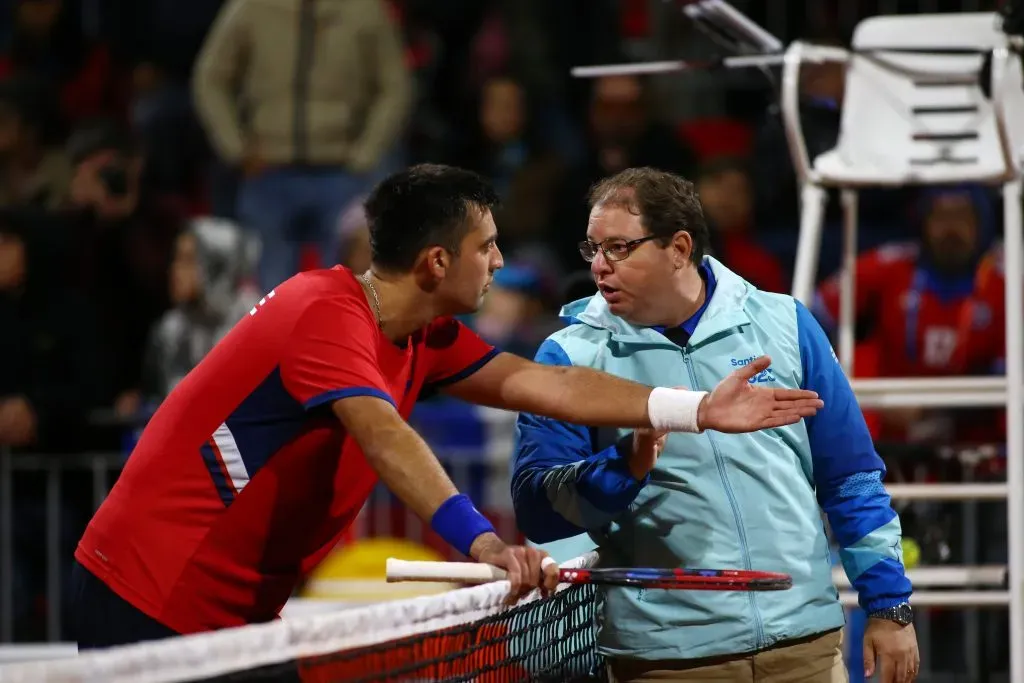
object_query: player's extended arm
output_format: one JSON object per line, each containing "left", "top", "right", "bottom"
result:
{"left": 334, "top": 396, "right": 456, "bottom": 518}
{"left": 443, "top": 351, "right": 823, "bottom": 434}
{"left": 331, "top": 394, "right": 553, "bottom": 594}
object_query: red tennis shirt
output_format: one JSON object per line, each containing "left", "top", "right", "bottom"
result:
{"left": 75, "top": 266, "right": 497, "bottom": 634}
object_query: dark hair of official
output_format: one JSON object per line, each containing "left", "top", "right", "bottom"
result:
{"left": 364, "top": 164, "right": 500, "bottom": 272}
{"left": 588, "top": 167, "right": 709, "bottom": 267}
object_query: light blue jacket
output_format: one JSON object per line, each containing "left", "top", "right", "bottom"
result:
{"left": 511, "top": 257, "right": 912, "bottom": 661}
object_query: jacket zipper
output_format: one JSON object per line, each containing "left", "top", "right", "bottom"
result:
{"left": 682, "top": 349, "right": 766, "bottom": 650}
{"left": 293, "top": 0, "right": 317, "bottom": 163}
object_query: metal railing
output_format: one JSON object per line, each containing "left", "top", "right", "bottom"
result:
{"left": 0, "top": 444, "right": 516, "bottom": 643}
{"left": 0, "top": 451, "right": 121, "bottom": 643}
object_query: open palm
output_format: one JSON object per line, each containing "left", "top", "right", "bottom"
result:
{"left": 699, "top": 356, "right": 823, "bottom": 433}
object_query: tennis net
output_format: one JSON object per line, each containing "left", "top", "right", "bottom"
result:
{"left": 0, "top": 553, "right": 606, "bottom": 683}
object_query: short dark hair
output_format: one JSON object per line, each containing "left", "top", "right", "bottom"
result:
{"left": 588, "top": 167, "right": 709, "bottom": 266}
{"left": 365, "top": 164, "right": 500, "bottom": 272}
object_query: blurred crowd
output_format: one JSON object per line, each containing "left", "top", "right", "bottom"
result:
{"left": 0, "top": 0, "right": 1012, "bottom": 645}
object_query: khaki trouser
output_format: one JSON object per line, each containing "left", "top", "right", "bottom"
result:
{"left": 607, "top": 628, "right": 847, "bottom": 683}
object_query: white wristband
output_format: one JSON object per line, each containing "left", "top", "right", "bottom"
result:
{"left": 647, "top": 387, "right": 708, "bottom": 433}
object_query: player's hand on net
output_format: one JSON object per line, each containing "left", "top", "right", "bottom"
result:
{"left": 470, "top": 533, "right": 560, "bottom": 605}
{"left": 698, "top": 356, "right": 824, "bottom": 432}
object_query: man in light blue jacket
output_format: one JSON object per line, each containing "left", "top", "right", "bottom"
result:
{"left": 512, "top": 167, "right": 919, "bottom": 683}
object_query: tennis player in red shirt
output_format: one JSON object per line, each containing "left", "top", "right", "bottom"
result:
{"left": 71, "top": 164, "right": 823, "bottom": 648}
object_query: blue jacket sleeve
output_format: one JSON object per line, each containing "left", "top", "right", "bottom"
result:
{"left": 511, "top": 339, "right": 648, "bottom": 543}
{"left": 796, "top": 301, "right": 914, "bottom": 612}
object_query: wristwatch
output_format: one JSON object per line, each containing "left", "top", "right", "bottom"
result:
{"left": 868, "top": 603, "right": 914, "bottom": 626}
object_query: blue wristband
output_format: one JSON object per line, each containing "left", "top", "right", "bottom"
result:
{"left": 430, "top": 494, "right": 496, "bottom": 557}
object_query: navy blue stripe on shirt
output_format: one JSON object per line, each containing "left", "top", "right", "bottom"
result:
{"left": 227, "top": 367, "right": 310, "bottom": 480}
{"left": 428, "top": 348, "right": 501, "bottom": 389}
{"left": 304, "top": 387, "right": 396, "bottom": 410}
{"left": 199, "top": 442, "right": 237, "bottom": 507}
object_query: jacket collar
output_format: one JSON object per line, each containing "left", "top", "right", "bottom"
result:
{"left": 559, "top": 256, "right": 752, "bottom": 349}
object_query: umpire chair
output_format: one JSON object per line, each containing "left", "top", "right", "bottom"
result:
{"left": 780, "top": 11, "right": 1024, "bottom": 683}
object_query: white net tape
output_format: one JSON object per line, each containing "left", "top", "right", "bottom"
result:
{"left": 0, "top": 552, "right": 599, "bottom": 683}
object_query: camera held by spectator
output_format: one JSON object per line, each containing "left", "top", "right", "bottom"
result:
{"left": 66, "top": 119, "right": 143, "bottom": 221}
{"left": 61, "top": 119, "right": 184, "bottom": 420}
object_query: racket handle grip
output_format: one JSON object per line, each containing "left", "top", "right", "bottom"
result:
{"left": 386, "top": 559, "right": 508, "bottom": 584}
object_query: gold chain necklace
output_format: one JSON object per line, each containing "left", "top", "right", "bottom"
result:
{"left": 360, "top": 273, "right": 383, "bottom": 329}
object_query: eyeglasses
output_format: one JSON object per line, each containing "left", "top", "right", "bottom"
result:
{"left": 578, "top": 235, "right": 660, "bottom": 263}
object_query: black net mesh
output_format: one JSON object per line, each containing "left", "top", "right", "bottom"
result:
{"left": 195, "top": 584, "right": 605, "bottom": 683}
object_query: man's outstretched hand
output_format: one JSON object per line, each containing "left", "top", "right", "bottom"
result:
{"left": 697, "top": 356, "right": 824, "bottom": 433}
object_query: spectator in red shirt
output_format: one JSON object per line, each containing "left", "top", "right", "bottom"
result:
{"left": 0, "top": 0, "right": 118, "bottom": 124}
{"left": 696, "top": 156, "right": 787, "bottom": 293}
{"left": 813, "top": 185, "right": 1004, "bottom": 443}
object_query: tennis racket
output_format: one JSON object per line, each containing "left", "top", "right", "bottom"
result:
{"left": 386, "top": 559, "right": 792, "bottom": 592}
